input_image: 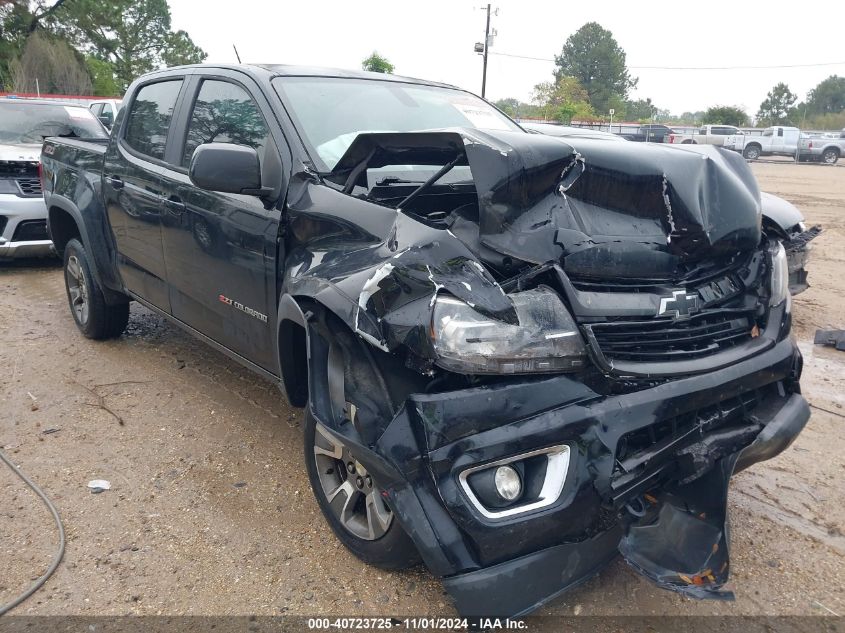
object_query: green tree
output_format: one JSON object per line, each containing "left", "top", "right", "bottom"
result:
{"left": 55, "top": 0, "right": 206, "bottom": 90}
{"left": 805, "top": 75, "right": 845, "bottom": 116}
{"left": 362, "top": 51, "right": 394, "bottom": 74}
{"left": 9, "top": 31, "right": 91, "bottom": 94}
{"left": 625, "top": 97, "right": 658, "bottom": 121}
{"left": 0, "top": 0, "right": 34, "bottom": 89}
{"left": 676, "top": 110, "right": 705, "bottom": 125}
{"left": 161, "top": 29, "right": 205, "bottom": 68}
{"left": 493, "top": 97, "right": 520, "bottom": 117}
{"left": 553, "top": 22, "right": 637, "bottom": 113}
{"left": 86, "top": 55, "right": 119, "bottom": 96}
{"left": 532, "top": 76, "right": 594, "bottom": 122}
{"left": 702, "top": 105, "right": 749, "bottom": 127}
{"left": 756, "top": 82, "right": 797, "bottom": 125}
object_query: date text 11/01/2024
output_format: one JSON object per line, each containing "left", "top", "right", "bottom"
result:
{"left": 306, "top": 618, "right": 526, "bottom": 630}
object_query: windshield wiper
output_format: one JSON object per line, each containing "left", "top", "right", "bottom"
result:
{"left": 397, "top": 154, "right": 463, "bottom": 210}
{"left": 375, "top": 176, "right": 427, "bottom": 186}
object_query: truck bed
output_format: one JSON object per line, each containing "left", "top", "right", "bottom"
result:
{"left": 45, "top": 137, "right": 108, "bottom": 158}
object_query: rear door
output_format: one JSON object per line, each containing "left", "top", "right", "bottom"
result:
{"left": 103, "top": 77, "right": 188, "bottom": 311}
{"left": 157, "top": 71, "right": 287, "bottom": 371}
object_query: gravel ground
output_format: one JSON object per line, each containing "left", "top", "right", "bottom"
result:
{"left": 0, "top": 161, "right": 843, "bottom": 620}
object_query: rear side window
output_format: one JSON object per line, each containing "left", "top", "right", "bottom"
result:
{"left": 181, "top": 80, "right": 269, "bottom": 167}
{"left": 124, "top": 80, "right": 183, "bottom": 160}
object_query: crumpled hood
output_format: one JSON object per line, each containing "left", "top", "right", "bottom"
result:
{"left": 331, "top": 128, "right": 763, "bottom": 277}
{"left": 0, "top": 142, "right": 41, "bottom": 162}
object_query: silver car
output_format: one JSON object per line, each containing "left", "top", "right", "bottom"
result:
{"left": 1, "top": 99, "right": 108, "bottom": 259}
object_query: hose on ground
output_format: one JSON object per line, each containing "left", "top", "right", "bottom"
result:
{"left": 0, "top": 447, "right": 65, "bottom": 616}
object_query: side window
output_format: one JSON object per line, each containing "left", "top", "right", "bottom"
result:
{"left": 90, "top": 103, "right": 104, "bottom": 116}
{"left": 699, "top": 127, "right": 707, "bottom": 136}
{"left": 777, "top": 128, "right": 784, "bottom": 137}
{"left": 181, "top": 80, "right": 270, "bottom": 167}
{"left": 124, "top": 80, "right": 183, "bottom": 161}
{"left": 763, "top": 129, "right": 773, "bottom": 137}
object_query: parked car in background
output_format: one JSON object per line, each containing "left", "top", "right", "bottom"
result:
{"left": 797, "top": 129, "right": 844, "bottom": 164}
{"left": 88, "top": 99, "right": 122, "bottom": 129}
{"left": 1, "top": 99, "right": 108, "bottom": 259}
{"left": 618, "top": 123, "right": 671, "bottom": 142}
{"left": 668, "top": 124, "right": 743, "bottom": 146}
{"left": 724, "top": 126, "right": 800, "bottom": 160}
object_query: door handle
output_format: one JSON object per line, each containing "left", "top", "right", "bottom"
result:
{"left": 106, "top": 175, "right": 124, "bottom": 190}
{"left": 164, "top": 197, "right": 186, "bottom": 214}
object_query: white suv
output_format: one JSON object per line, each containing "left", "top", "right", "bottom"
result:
{"left": 0, "top": 99, "right": 108, "bottom": 259}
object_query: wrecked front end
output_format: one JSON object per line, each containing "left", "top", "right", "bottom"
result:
{"left": 285, "top": 129, "right": 810, "bottom": 617}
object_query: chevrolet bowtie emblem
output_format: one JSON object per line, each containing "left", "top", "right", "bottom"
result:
{"left": 658, "top": 290, "right": 700, "bottom": 317}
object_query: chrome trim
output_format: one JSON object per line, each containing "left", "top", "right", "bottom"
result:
{"left": 457, "top": 445, "right": 571, "bottom": 520}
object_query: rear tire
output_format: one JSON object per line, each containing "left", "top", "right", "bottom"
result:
{"left": 743, "top": 145, "right": 761, "bottom": 160}
{"left": 63, "top": 238, "right": 129, "bottom": 339}
{"left": 822, "top": 148, "right": 840, "bottom": 165}
{"left": 304, "top": 323, "right": 420, "bottom": 570}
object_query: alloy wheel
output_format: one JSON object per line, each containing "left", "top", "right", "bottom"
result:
{"left": 66, "top": 255, "right": 89, "bottom": 325}
{"left": 312, "top": 421, "right": 393, "bottom": 541}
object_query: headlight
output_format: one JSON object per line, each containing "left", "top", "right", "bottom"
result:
{"left": 431, "top": 287, "right": 587, "bottom": 374}
{"left": 770, "top": 242, "right": 790, "bottom": 307}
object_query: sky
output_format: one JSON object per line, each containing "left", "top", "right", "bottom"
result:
{"left": 169, "top": 0, "right": 845, "bottom": 119}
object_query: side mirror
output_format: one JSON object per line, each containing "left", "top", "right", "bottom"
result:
{"left": 189, "top": 143, "right": 265, "bottom": 196}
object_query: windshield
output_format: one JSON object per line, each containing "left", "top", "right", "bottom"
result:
{"left": 0, "top": 102, "right": 108, "bottom": 144}
{"left": 273, "top": 77, "right": 522, "bottom": 170}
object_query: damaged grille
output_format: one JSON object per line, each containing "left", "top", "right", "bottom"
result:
{"left": 584, "top": 309, "right": 755, "bottom": 363}
{"left": 609, "top": 388, "right": 763, "bottom": 505}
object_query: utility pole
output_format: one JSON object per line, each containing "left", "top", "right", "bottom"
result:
{"left": 481, "top": 4, "right": 491, "bottom": 98}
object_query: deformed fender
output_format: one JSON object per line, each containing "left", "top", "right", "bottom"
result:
{"left": 760, "top": 191, "right": 803, "bottom": 232}
{"left": 283, "top": 180, "right": 516, "bottom": 364}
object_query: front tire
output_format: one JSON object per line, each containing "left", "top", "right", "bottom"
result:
{"left": 63, "top": 238, "right": 129, "bottom": 339}
{"left": 304, "top": 325, "right": 420, "bottom": 570}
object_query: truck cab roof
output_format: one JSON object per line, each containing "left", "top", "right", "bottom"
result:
{"left": 144, "top": 63, "right": 460, "bottom": 91}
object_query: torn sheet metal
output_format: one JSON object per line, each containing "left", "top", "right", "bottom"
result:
{"left": 329, "top": 129, "right": 763, "bottom": 274}
{"left": 618, "top": 455, "right": 738, "bottom": 600}
{"left": 284, "top": 183, "right": 514, "bottom": 358}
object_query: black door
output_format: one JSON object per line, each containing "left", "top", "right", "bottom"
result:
{"left": 103, "top": 78, "right": 185, "bottom": 311}
{"left": 158, "top": 76, "right": 283, "bottom": 371}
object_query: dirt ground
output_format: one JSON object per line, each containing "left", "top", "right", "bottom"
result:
{"left": 1, "top": 161, "right": 844, "bottom": 620}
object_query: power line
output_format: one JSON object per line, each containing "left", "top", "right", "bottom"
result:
{"left": 488, "top": 51, "right": 845, "bottom": 70}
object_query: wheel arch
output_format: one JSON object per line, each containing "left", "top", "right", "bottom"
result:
{"left": 47, "top": 196, "right": 126, "bottom": 305}
{"left": 277, "top": 293, "right": 311, "bottom": 408}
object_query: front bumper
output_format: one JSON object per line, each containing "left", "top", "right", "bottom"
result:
{"left": 313, "top": 337, "right": 808, "bottom": 617}
{"left": 0, "top": 194, "right": 53, "bottom": 259}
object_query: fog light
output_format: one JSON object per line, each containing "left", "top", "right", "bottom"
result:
{"left": 494, "top": 465, "right": 522, "bottom": 501}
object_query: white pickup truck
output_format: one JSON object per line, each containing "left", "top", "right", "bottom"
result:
{"left": 724, "top": 126, "right": 800, "bottom": 160}
{"left": 668, "top": 124, "right": 743, "bottom": 146}
{"left": 797, "top": 130, "right": 844, "bottom": 164}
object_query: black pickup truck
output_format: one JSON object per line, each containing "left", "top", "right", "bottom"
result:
{"left": 41, "top": 64, "right": 811, "bottom": 617}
